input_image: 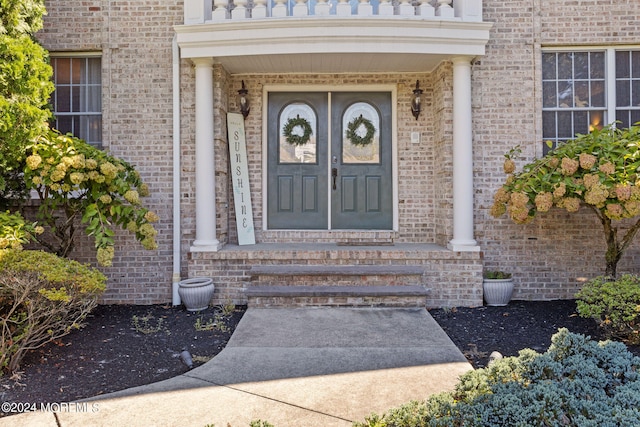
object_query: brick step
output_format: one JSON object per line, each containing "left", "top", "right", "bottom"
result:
{"left": 246, "top": 285, "right": 430, "bottom": 308}
{"left": 249, "top": 264, "right": 425, "bottom": 276}
{"left": 249, "top": 264, "right": 425, "bottom": 288}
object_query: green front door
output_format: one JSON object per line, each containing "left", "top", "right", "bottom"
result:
{"left": 267, "top": 91, "right": 392, "bottom": 230}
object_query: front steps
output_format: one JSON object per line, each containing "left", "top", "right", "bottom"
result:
{"left": 247, "top": 264, "right": 429, "bottom": 307}
{"left": 187, "top": 243, "right": 484, "bottom": 308}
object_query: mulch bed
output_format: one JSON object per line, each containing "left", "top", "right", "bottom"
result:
{"left": 1, "top": 299, "right": 639, "bottom": 417}
{"left": 430, "top": 299, "right": 640, "bottom": 368}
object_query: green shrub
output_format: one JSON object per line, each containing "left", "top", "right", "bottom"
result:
{"left": 0, "top": 249, "right": 106, "bottom": 374}
{"left": 576, "top": 274, "right": 640, "bottom": 344}
{"left": 354, "top": 329, "right": 640, "bottom": 427}
{"left": 0, "top": 210, "right": 42, "bottom": 250}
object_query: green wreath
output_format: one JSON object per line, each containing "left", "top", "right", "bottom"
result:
{"left": 346, "top": 115, "right": 376, "bottom": 147}
{"left": 283, "top": 115, "right": 313, "bottom": 146}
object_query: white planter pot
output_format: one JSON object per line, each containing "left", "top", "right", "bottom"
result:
{"left": 178, "top": 277, "right": 215, "bottom": 312}
{"left": 483, "top": 278, "right": 514, "bottom": 306}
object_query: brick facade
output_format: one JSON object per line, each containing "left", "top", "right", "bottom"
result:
{"left": 37, "top": 0, "right": 640, "bottom": 307}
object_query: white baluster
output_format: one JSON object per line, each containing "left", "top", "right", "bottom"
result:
{"left": 399, "top": 0, "right": 414, "bottom": 16}
{"left": 184, "top": 0, "right": 212, "bottom": 24}
{"left": 293, "top": 0, "right": 309, "bottom": 16}
{"left": 272, "top": 0, "right": 288, "bottom": 17}
{"left": 357, "top": 0, "right": 373, "bottom": 16}
{"left": 417, "top": 0, "right": 435, "bottom": 17}
{"left": 336, "top": 0, "right": 351, "bottom": 16}
{"left": 212, "top": 0, "right": 230, "bottom": 20}
{"left": 436, "top": 0, "right": 454, "bottom": 18}
{"left": 314, "top": 0, "right": 330, "bottom": 15}
{"left": 232, "top": 0, "right": 249, "bottom": 19}
{"left": 253, "top": 0, "right": 268, "bottom": 18}
{"left": 378, "top": 0, "right": 393, "bottom": 16}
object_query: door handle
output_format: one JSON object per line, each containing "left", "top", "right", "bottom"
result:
{"left": 332, "top": 168, "right": 338, "bottom": 190}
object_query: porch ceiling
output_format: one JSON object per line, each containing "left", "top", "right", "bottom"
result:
{"left": 175, "top": 18, "right": 493, "bottom": 74}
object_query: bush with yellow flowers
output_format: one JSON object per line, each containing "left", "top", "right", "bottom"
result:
{"left": 490, "top": 123, "right": 640, "bottom": 278}
{"left": 23, "top": 130, "right": 159, "bottom": 266}
{"left": 0, "top": 249, "right": 106, "bottom": 374}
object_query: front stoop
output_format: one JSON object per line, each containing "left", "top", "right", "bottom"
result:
{"left": 187, "top": 243, "right": 484, "bottom": 308}
{"left": 247, "top": 264, "right": 429, "bottom": 307}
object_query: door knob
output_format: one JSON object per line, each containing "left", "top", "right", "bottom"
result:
{"left": 331, "top": 168, "right": 338, "bottom": 190}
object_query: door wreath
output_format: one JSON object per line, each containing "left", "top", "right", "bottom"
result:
{"left": 345, "top": 115, "right": 376, "bottom": 147}
{"left": 282, "top": 115, "right": 313, "bottom": 146}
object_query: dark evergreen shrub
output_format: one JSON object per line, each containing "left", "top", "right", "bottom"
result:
{"left": 354, "top": 329, "right": 640, "bottom": 427}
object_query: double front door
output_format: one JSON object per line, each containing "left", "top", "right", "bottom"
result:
{"left": 267, "top": 91, "right": 392, "bottom": 230}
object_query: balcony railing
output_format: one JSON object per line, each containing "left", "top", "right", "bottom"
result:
{"left": 184, "top": 0, "right": 483, "bottom": 24}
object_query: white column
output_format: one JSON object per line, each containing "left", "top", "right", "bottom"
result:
{"left": 191, "top": 58, "right": 221, "bottom": 251}
{"left": 448, "top": 57, "right": 479, "bottom": 252}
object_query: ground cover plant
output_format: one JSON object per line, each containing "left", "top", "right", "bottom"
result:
{"left": 491, "top": 124, "right": 640, "bottom": 277}
{"left": 576, "top": 274, "right": 640, "bottom": 344}
{"left": 354, "top": 329, "right": 640, "bottom": 427}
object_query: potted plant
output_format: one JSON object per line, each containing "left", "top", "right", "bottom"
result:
{"left": 483, "top": 270, "right": 514, "bottom": 306}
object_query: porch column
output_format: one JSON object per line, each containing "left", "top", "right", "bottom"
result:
{"left": 448, "top": 56, "right": 479, "bottom": 252}
{"left": 191, "top": 58, "right": 221, "bottom": 251}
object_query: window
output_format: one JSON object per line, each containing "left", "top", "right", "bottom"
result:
{"left": 616, "top": 50, "right": 640, "bottom": 129}
{"left": 542, "top": 49, "right": 640, "bottom": 153}
{"left": 50, "top": 55, "right": 102, "bottom": 147}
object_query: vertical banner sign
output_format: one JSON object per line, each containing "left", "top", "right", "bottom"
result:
{"left": 227, "top": 113, "right": 256, "bottom": 245}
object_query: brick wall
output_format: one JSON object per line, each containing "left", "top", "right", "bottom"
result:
{"left": 476, "top": 0, "right": 640, "bottom": 300}
{"left": 37, "top": 0, "right": 640, "bottom": 306}
{"left": 39, "top": 1, "right": 182, "bottom": 304}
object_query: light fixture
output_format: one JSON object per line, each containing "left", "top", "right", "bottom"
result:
{"left": 237, "top": 80, "right": 250, "bottom": 119}
{"left": 410, "top": 80, "right": 423, "bottom": 120}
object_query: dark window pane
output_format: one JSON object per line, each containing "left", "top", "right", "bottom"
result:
{"left": 591, "top": 81, "right": 605, "bottom": 107}
{"left": 590, "top": 51, "right": 605, "bottom": 79}
{"left": 574, "top": 81, "right": 589, "bottom": 107}
{"left": 632, "top": 80, "right": 640, "bottom": 106}
{"left": 574, "top": 111, "right": 588, "bottom": 134}
{"left": 617, "top": 81, "right": 630, "bottom": 107}
{"left": 542, "top": 53, "right": 556, "bottom": 79}
{"left": 558, "top": 53, "right": 573, "bottom": 80}
{"left": 558, "top": 81, "right": 573, "bottom": 108}
{"left": 56, "top": 116, "right": 73, "bottom": 134}
{"left": 631, "top": 110, "right": 640, "bottom": 126}
{"left": 542, "top": 81, "right": 557, "bottom": 108}
{"left": 616, "top": 51, "right": 630, "bottom": 79}
{"left": 71, "top": 86, "right": 81, "bottom": 112}
{"left": 56, "top": 86, "right": 71, "bottom": 112}
{"left": 616, "top": 110, "right": 630, "bottom": 128}
{"left": 557, "top": 111, "right": 573, "bottom": 138}
{"left": 574, "top": 52, "right": 588, "bottom": 79}
{"left": 542, "top": 111, "right": 556, "bottom": 139}
{"left": 632, "top": 51, "right": 640, "bottom": 78}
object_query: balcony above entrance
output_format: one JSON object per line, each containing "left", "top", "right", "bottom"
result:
{"left": 176, "top": 0, "right": 492, "bottom": 73}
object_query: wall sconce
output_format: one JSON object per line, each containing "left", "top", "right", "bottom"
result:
{"left": 410, "top": 80, "right": 423, "bottom": 120}
{"left": 237, "top": 80, "right": 250, "bottom": 119}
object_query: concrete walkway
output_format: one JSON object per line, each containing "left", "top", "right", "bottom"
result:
{"left": 2, "top": 307, "right": 472, "bottom": 427}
